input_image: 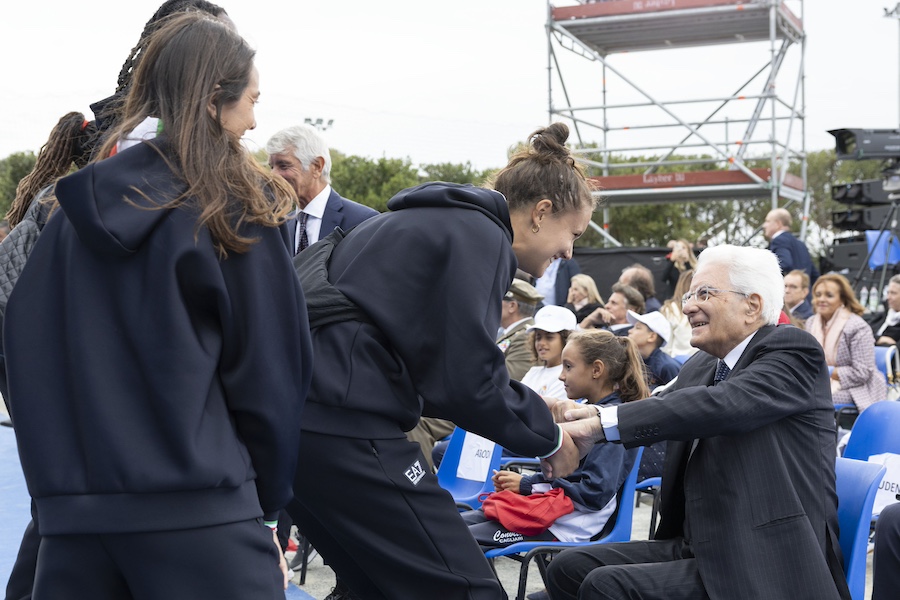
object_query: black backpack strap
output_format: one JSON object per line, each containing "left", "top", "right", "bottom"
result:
{"left": 292, "top": 227, "right": 372, "bottom": 330}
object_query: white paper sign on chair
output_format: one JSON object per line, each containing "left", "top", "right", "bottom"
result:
{"left": 869, "top": 452, "right": 900, "bottom": 516}
{"left": 456, "top": 432, "right": 495, "bottom": 482}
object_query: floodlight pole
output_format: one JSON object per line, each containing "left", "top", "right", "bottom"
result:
{"left": 303, "top": 117, "right": 334, "bottom": 132}
{"left": 887, "top": 4, "right": 900, "bottom": 127}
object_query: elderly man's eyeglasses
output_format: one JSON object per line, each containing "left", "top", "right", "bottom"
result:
{"left": 682, "top": 287, "right": 749, "bottom": 306}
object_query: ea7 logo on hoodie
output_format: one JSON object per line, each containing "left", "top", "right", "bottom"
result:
{"left": 405, "top": 460, "right": 426, "bottom": 486}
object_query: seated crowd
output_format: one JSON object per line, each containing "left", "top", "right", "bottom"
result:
{"left": 423, "top": 241, "right": 898, "bottom": 600}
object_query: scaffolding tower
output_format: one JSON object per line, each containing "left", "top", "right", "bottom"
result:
{"left": 547, "top": 0, "right": 807, "bottom": 244}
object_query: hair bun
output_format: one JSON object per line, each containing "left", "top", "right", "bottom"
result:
{"left": 529, "top": 123, "right": 571, "bottom": 159}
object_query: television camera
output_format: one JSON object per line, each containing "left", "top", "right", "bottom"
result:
{"left": 828, "top": 129, "right": 900, "bottom": 301}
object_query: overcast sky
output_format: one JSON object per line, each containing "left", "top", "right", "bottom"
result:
{"left": 1, "top": 0, "right": 898, "bottom": 171}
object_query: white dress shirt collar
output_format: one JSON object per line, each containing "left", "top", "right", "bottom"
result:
{"left": 301, "top": 184, "right": 332, "bottom": 219}
{"left": 722, "top": 330, "right": 759, "bottom": 371}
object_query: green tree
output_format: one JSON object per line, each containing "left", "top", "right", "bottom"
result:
{"left": 0, "top": 152, "right": 37, "bottom": 218}
{"left": 253, "top": 147, "right": 496, "bottom": 212}
{"left": 330, "top": 151, "right": 420, "bottom": 213}
{"left": 419, "top": 161, "right": 490, "bottom": 185}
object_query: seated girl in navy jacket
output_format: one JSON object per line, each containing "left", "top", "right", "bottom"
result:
{"left": 463, "top": 330, "right": 646, "bottom": 545}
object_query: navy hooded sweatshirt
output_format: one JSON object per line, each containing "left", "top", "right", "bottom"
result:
{"left": 301, "top": 182, "right": 561, "bottom": 457}
{"left": 4, "top": 140, "right": 312, "bottom": 535}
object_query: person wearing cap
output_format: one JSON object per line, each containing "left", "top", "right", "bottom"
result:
{"left": 521, "top": 305, "right": 579, "bottom": 400}
{"left": 497, "top": 278, "right": 544, "bottom": 381}
{"left": 626, "top": 310, "right": 682, "bottom": 390}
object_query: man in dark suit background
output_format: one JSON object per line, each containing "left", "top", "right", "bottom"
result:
{"left": 764, "top": 207, "right": 819, "bottom": 288}
{"left": 545, "top": 244, "right": 849, "bottom": 600}
{"left": 784, "top": 269, "right": 814, "bottom": 321}
{"left": 266, "top": 125, "right": 378, "bottom": 254}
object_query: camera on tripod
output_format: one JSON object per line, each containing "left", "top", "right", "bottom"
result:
{"left": 828, "top": 129, "right": 900, "bottom": 311}
{"left": 829, "top": 129, "right": 900, "bottom": 229}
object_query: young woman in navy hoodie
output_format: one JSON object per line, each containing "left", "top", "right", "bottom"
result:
{"left": 289, "top": 122, "right": 598, "bottom": 599}
{"left": 4, "top": 13, "right": 311, "bottom": 598}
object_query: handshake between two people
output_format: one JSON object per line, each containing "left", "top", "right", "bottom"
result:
{"left": 538, "top": 397, "right": 607, "bottom": 479}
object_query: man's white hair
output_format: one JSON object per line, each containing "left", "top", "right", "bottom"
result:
{"left": 265, "top": 124, "right": 331, "bottom": 183}
{"left": 696, "top": 245, "right": 784, "bottom": 325}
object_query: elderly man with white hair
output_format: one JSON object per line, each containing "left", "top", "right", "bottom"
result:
{"left": 545, "top": 245, "right": 849, "bottom": 600}
{"left": 267, "top": 125, "right": 378, "bottom": 254}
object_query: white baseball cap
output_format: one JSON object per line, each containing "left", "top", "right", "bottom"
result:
{"left": 626, "top": 310, "right": 672, "bottom": 346}
{"left": 527, "top": 305, "right": 577, "bottom": 333}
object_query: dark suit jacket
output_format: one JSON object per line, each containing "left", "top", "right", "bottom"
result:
{"left": 769, "top": 231, "right": 819, "bottom": 281}
{"left": 789, "top": 298, "right": 814, "bottom": 320}
{"left": 616, "top": 325, "right": 849, "bottom": 600}
{"left": 290, "top": 188, "right": 379, "bottom": 250}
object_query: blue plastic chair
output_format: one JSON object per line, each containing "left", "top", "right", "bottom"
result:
{"left": 835, "top": 457, "right": 886, "bottom": 600}
{"left": 874, "top": 345, "right": 898, "bottom": 384}
{"left": 673, "top": 353, "right": 693, "bottom": 365}
{"left": 483, "top": 447, "right": 643, "bottom": 600}
{"left": 436, "top": 428, "right": 502, "bottom": 510}
{"left": 842, "top": 400, "right": 900, "bottom": 461}
{"left": 634, "top": 476, "right": 662, "bottom": 538}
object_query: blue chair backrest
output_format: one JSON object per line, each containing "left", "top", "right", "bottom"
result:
{"left": 835, "top": 457, "right": 886, "bottom": 600}
{"left": 673, "top": 354, "right": 692, "bottom": 365}
{"left": 436, "top": 428, "right": 502, "bottom": 509}
{"left": 843, "top": 400, "right": 900, "bottom": 461}
{"left": 603, "top": 446, "right": 644, "bottom": 543}
{"left": 874, "top": 345, "right": 898, "bottom": 384}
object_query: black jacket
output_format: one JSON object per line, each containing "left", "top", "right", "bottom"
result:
{"left": 301, "top": 182, "right": 561, "bottom": 457}
{"left": 4, "top": 140, "right": 312, "bottom": 535}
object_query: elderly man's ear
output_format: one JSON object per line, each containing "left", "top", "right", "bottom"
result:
{"left": 746, "top": 293, "right": 764, "bottom": 321}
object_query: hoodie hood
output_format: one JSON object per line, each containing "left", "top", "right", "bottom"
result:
{"left": 387, "top": 182, "right": 513, "bottom": 243}
{"left": 54, "top": 140, "right": 186, "bottom": 257}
